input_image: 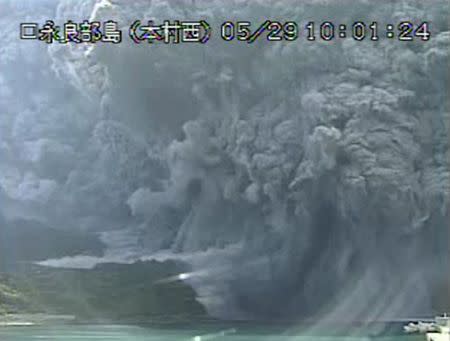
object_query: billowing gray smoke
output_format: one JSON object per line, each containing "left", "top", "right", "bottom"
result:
{"left": 1, "top": 0, "right": 449, "bottom": 323}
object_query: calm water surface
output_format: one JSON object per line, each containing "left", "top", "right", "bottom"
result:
{"left": 0, "top": 324, "right": 424, "bottom": 341}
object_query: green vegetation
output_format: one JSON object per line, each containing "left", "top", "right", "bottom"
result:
{"left": 0, "top": 217, "right": 206, "bottom": 323}
{"left": 0, "top": 279, "right": 30, "bottom": 315}
{"left": 0, "top": 261, "right": 207, "bottom": 323}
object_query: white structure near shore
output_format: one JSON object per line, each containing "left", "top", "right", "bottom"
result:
{"left": 404, "top": 314, "right": 450, "bottom": 341}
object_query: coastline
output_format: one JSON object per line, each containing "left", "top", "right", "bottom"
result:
{"left": 0, "top": 313, "right": 76, "bottom": 327}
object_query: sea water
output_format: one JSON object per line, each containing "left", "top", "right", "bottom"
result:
{"left": 0, "top": 324, "right": 423, "bottom": 341}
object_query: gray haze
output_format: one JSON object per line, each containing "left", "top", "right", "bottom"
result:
{"left": 0, "top": 0, "right": 449, "bottom": 324}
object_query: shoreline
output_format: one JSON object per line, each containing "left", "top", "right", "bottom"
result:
{"left": 0, "top": 313, "right": 76, "bottom": 327}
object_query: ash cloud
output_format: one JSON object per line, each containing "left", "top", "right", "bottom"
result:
{"left": 0, "top": 0, "right": 448, "bottom": 326}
